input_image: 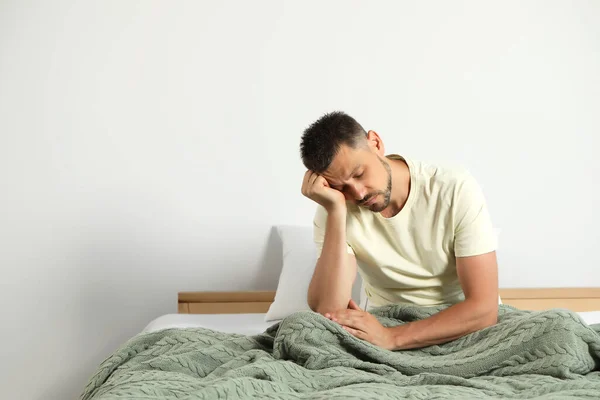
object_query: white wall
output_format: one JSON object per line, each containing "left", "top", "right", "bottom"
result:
{"left": 1, "top": 1, "right": 598, "bottom": 398}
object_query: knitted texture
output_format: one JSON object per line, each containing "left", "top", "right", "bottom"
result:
{"left": 81, "top": 304, "right": 600, "bottom": 399}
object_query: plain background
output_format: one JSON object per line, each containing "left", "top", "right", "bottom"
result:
{"left": 1, "top": 1, "right": 599, "bottom": 399}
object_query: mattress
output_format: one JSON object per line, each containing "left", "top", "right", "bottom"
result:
{"left": 142, "top": 311, "right": 600, "bottom": 336}
{"left": 142, "top": 313, "right": 280, "bottom": 336}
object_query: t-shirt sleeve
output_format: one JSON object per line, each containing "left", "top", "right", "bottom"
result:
{"left": 313, "top": 205, "right": 355, "bottom": 258}
{"left": 453, "top": 174, "right": 497, "bottom": 257}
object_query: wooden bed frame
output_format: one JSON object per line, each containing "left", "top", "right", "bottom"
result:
{"left": 178, "top": 288, "right": 600, "bottom": 314}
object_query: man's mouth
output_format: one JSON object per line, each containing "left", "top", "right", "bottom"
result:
{"left": 363, "top": 195, "right": 377, "bottom": 206}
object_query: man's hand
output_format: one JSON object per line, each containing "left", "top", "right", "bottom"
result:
{"left": 325, "top": 299, "right": 396, "bottom": 350}
{"left": 301, "top": 170, "right": 346, "bottom": 213}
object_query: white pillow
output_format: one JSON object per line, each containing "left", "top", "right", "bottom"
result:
{"left": 265, "top": 225, "right": 363, "bottom": 321}
{"left": 266, "top": 226, "right": 501, "bottom": 321}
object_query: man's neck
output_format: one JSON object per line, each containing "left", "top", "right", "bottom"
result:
{"left": 380, "top": 156, "right": 411, "bottom": 219}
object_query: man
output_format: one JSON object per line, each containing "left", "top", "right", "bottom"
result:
{"left": 300, "top": 111, "right": 499, "bottom": 351}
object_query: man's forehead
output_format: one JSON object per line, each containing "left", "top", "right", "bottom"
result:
{"left": 324, "top": 162, "right": 359, "bottom": 179}
{"left": 323, "top": 145, "right": 366, "bottom": 181}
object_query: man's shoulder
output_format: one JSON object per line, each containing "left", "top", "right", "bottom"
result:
{"left": 410, "top": 157, "right": 473, "bottom": 188}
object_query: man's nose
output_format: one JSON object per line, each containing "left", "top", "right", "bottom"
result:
{"left": 347, "top": 185, "right": 367, "bottom": 201}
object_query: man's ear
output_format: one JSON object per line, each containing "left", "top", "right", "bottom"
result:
{"left": 366, "top": 130, "right": 385, "bottom": 156}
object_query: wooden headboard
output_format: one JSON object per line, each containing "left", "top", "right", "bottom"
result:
{"left": 499, "top": 288, "right": 600, "bottom": 312}
{"left": 178, "top": 288, "right": 600, "bottom": 314}
{"left": 178, "top": 291, "right": 275, "bottom": 314}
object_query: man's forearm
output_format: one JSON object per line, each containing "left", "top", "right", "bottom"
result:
{"left": 308, "top": 207, "right": 354, "bottom": 314}
{"left": 389, "top": 299, "right": 498, "bottom": 350}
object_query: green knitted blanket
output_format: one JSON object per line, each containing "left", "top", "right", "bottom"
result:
{"left": 82, "top": 305, "right": 600, "bottom": 399}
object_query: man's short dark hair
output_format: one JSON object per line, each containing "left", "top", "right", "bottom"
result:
{"left": 300, "top": 111, "right": 368, "bottom": 173}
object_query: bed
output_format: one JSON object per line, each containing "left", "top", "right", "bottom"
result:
{"left": 81, "top": 288, "right": 600, "bottom": 399}
{"left": 140, "top": 288, "right": 600, "bottom": 335}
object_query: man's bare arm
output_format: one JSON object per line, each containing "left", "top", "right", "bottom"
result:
{"left": 328, "top": 251, "right": 498, "bottom": 350}
{"left": 307, "top": 207, "right": 357, "bottom": 314}
{"left": 388, "top": 251, "right": 499, "bottom": 349}
{"left": 301, "top": 169, "right": 357, "bottom": 315}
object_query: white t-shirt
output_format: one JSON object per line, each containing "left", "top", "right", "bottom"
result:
{"left": 313, "top": 154, "right": 497, "bottom": 307}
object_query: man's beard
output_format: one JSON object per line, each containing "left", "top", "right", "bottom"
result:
{"left": 361, "top": 156, "right": 392, "bottom": 212}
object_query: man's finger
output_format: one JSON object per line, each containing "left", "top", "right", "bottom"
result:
{"left": 308, "top": 171, "right": 319, "bottom": 187}
{"left": 342, "top": 325, "right": 367, "bottom": 337}
{"left": 333, "top": 315, "right": 366, "bottom": 331}
{"left": 348, "top": 299, "right": 362, "bottom": 311}
{"left": 301, "top": 171, "right": 313, "bottom": 194}
{"left": 332, "top": 309, "right": 363, "bottom": 319}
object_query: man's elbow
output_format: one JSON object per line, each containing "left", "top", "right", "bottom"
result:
{"left": 307, "top": 294, "right": 340, "bottom": 316}
{"left": 465, "top": 298, "right": 498, "bottom": 330}
{"left": 307, "top": 298, "right": 329, "bottom": 315}
{"left": 307, "top": 295, "right": 319, "bottom": 313}
{"left": 307, "top": 292, "right": 324, "bottom": 313}
{"left": 478, "top": 306, "right": 498, "bottom": 328}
